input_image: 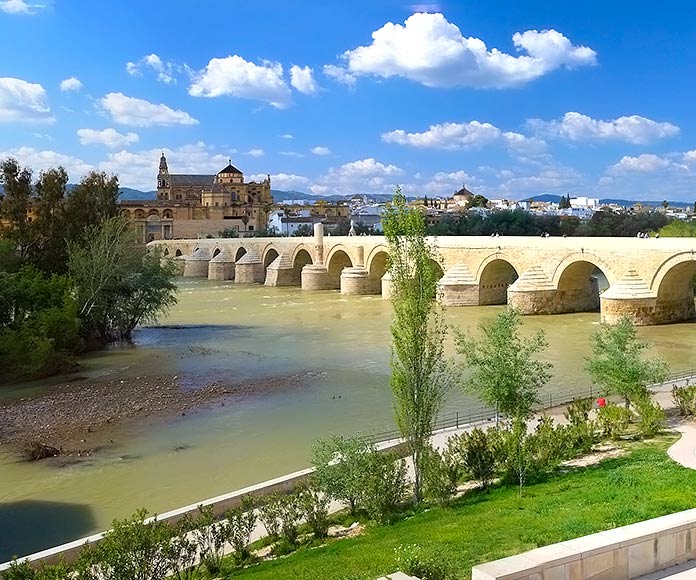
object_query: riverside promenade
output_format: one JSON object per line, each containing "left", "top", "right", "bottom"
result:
{"left": 4, "top": 373, "right": 696, "bottom": 573}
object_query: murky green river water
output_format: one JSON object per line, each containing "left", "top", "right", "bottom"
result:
{"left": 1, "top": 278, "right": 695, "bottom": 560}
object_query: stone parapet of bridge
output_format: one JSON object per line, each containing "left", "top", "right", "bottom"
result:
{"left": 149, "top": 226, "right": 696, "bottom": 326}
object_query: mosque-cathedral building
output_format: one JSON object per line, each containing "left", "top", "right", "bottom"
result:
{"left": 118, "top": 153, "right": 273, "bottom": 242}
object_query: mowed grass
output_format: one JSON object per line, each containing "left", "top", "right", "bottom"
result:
{"left": 231, "top": 437, "right": 696, "bottom": 580}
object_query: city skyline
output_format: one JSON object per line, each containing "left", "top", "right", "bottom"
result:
{"left": 1, "top": 0, "right": 695, "bottom": 200}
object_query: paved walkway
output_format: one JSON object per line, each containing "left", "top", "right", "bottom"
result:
{"left": 637, "top": 411, "right": 696, "bottom": 579}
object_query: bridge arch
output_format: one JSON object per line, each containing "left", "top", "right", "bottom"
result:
{"left": 475, "top": 253, "right": 521, "bottom": 306}
{"left": 163, "top": 247, "right": 170, "bottom": 256}
{"left": 327, "top": 247, "right": 354, "bottom": 289}
{"left": 212, "top": 248, "right": 221, "bottom": 258}
{"left": 175, "top": 248, "right": 183, "bottom": 257}
{"left": 651, "top": 253, "right": 696, "bottom": 323}
{"left": 292, "top": 247, "right": 313, "bottom": 285}
{"left": 366, "top": 247, "right": 390, "bottom": 294}
{"left": 235, "top": 247, "right": 247, "bottom": 262}
{"left": 263, "top": 246, "right": 279, "bottom": 269}
{"left": 552, "top": 253, "right": 615, "bottom": 314}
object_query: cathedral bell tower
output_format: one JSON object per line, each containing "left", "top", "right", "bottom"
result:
{"left": 157, "top": 152, "right": 170, "bottom": 200}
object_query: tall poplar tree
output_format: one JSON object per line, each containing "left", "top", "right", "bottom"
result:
{"left": 383, "top": 188, "right": 449, "bottom": 503}
{"left": 586, "top": 316, "right": 668, "bottom": 408}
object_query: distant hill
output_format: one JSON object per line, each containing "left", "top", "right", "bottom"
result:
{"left": 524, "top": 194, "right": 692, "bottom": 208}
{"left": 118, "top": 187, "right": 156, "bottom": 200}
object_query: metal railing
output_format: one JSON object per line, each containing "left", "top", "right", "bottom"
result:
{"left": 360, "top": 367, "right": 696, "bottom": 446}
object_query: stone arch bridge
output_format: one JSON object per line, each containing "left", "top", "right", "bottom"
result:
{"left": 149, "top": 225, "right": 696, "bottom": 326}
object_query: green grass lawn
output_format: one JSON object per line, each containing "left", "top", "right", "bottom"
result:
{"left": 229, "top": 437, "right": 696, "bottom": 580}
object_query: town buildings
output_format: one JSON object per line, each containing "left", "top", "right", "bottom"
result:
{"left": 118, "top": 154, "right": 273, "bottom": 242}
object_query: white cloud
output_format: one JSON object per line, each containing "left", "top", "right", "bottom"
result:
{"left": 310, "top": 158, "right": 404, "bottom": 195}
{"left": 189, "top": 55, "right": 292, "bottom": 108}
{"left": 99, "top": 142, "right": 232, "bottom": 190}
{"left": 528, "top": 112, "right": 679, "bottom": 145}
{"left": 251, "top": 172, "right": 309, "bottom": 190}
{"left": 323, "top": 64, "right": 357, "bottom": 87}
{"left": 77, "top": 128, "right": 139, "bottom": 148}
{"left": 0, "top": 0, "right": 45, "bottom": 14}
{"left": 100, "top": 92, "right": 198, "bottom": 127}
{"left": 330, "top": 13, "right": 596, "bottom": 89}
{"left": 59, "top": 77, "right": 83, "bottom": 92}
{"left": 423, "top": 169, "right": 478, "bottom": 195}
{"left": 382, "top": 120, "right": 545, "bottom": 153}
{"left": 126, "top": 53, "right": 179, "bottom": 84}
{"left": 0, "top": 77, "right": 54, "bottom": 123}
{"left": 290, "top": 65, "right": 319, "bottom": 95}
{"left": 684, "top": 151, "right": 696, "bottom": 164}
{"left": 246, "top": 148, "right": 265, "bottom": 157}
{"left": 311, "top": 146, "right": 331, "bottom": 156}
{"left": 280, "top": 151, "right": 305, "bottom": 158}
{"left": 608, "top": 154, "right": 677, "bottom": 174}
{"left": 280, "top": 133, "right": 294, "bottom": 139}
{"left": 0, "top": 146, "right": 93, "bottom": 176}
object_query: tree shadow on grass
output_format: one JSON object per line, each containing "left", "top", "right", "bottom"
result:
{"left": 0, "top": 500, "right": 96, "bottom": 562}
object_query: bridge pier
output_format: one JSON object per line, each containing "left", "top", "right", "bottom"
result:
{"left": 438, "top": 264, "right": 479, "bottom": 306}
{"left": 235, "top": 250, "right": 264, "bottom": 284}
{"left": 301, "top": 265, "right": 331, "bottom": 290}
{"left": 208, "top": 251, "right": 235, "bottom": 280}
{"left": 600, "top": 270, "right": 660, "bottom": 325}
{"left": 340, "top": 267, "right": 373, "bottom": 295}
{"left": 507, "top": 267, "right": 557, "bottom": 314}
{"left": 381, "top": 272, "right": 393, "bottom": 300}
{"left": 183, "top": 249, "right": 211, "bottom": 278}
{"left": 265, "top": 254, "right": 295, "bottom": 286}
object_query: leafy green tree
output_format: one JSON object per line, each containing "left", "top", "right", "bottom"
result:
{"left": 68, "top": 217, "right": 178, "bottom": 343}
{"left": 586, "top": 316, "right": 668, "bottom": 408}
{"left": 311, "top": 434, "right": 374, "bottom": 515}
{"left": 77, "top": 509, "right": 174, "bottom": 580}
{"left": 465, "top": 194, "right": 489, "bottom": 209}
{"left": 383, "top": 189, "right": 450, "bottom": 503}
{"left": 63, "top": 170, "right": 119, "bottom": 243}
{"left": 292, "top": 223, "right": 314, "bottom": 237}
{"left": 0, "top": 158, "right": 34, "bottom": 259}
{"left": 658, "top": 220, "right": 696, "bottom": 237}
{"left": 456, "top": 308, "right": 552, "bottom": 421}
{"left": 31, "top": 167, "right": 69, "bottom": 272}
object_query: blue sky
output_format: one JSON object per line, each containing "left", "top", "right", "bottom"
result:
{"left": 1, "top": 0, "right": 696, "bottom": 200}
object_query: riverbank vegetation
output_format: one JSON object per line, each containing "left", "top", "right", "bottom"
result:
{"left": 0, "top": 158, "right": 178, "bottom": 383}
{"left": 5, "top": 436, "right": 692, "bottom": 580}
{"left": 427, "top": 207, "right": 669, "bottom": 237}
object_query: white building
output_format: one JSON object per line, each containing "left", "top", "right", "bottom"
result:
{"left": 570, "top": 196, "right": 600, "bottom": 210}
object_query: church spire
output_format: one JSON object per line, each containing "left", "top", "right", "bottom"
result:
{"left": 159, "top": 151, "right": 169, "bottom": 175}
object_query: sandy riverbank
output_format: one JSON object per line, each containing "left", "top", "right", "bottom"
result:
{"left": 0, "top": 371, "right": 322, "bottom": 461}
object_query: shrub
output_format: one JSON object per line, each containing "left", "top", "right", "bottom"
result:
{"left": 225, "top": 495, "right": 257, "bottom": 563}
{"left": 564, "top": 398, "right": 597, "bottom": 455}
{"left": 191, "top": 505, "right": 230, "bottom": 576}
{"left": 298, "top": 486, "right": 331, "bottom": 539}
{"left": 421, "top": 447, "right": 456, "bottom": 505}
{"left": 258, "top": 493, "right": 283, "bottom": 539}
{"left": 672, "top": 384, "right": 696, "bottom": 416}
{"left": 394, "top": 544, "right": 451, "bottom": 580}
{"left": 77, "top": 508, "right": 174, "bottom": 580}
{"left": 311, "top": 435, "right": 374, "bottom": 515}
{"left": 458, "top": 427, "right": 496, "bottom": 489}
{"left": 2, "top": 559, "right": 35, "bottom": 580}
{"left": 362, "top": 452, "right": 408, "bottom": 524}
{"left": 634, "top": 397, "right": 666, "bottom": 438}
{"left": 277, "top": 492, "right": 304, "bottom": 546}
{"left": 167, "top": 518, "right": 199, "bottom": 580}
{"left": 533, "top": 416, "right": 569, "bottom": 471}
{"left": 597, "top": 404, "right": 633, "bottom": 440}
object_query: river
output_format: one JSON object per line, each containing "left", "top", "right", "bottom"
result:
{"left": 1, "top": 278, "right": 695, "bottom": 560}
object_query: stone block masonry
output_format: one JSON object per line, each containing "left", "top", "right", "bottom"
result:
{"left": 472, "top": 508, "right": 696, "bottom": 580}
{"left": 152, "top": 232, "right": 696, "bottom": 326}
